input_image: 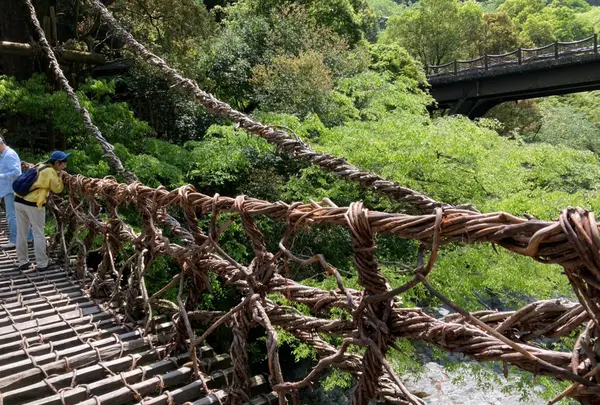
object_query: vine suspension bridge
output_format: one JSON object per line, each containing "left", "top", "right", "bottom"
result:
{"left": 3, "top": 1, "right": 600, "bottom": 404}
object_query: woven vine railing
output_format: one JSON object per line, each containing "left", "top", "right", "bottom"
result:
{"left": 40, "top": 169, "right": 600, "bottom": 405}
{"left": 15, "top": 1, "right": 600, "bottom": 403}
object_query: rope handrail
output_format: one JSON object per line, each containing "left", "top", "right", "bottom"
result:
{"left": 85, "top": 0, "right": 459, "bottom": 216}
{"left": 23, "top": 0, "right": 137, "bottom": 184}
{"left": 431, "top": 60, "right": 454, "bottom": 68}
{"left": 43, "top": 167, "right": 600, "bottom": 405}
{"left": 522, "top": 43, "right": 557, "bottom": 53}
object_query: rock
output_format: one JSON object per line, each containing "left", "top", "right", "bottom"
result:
{"left": 403, "top": 362, "right": 546, "bottom": 405}
{"left": 436, "top": 307, "right": 450, "bottom": 317}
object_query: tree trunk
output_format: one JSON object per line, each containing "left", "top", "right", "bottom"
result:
{"left": 0, "top": 41, "right": 107, "bottom": 64}
{"left": 0, "top": 0, "right": 51, "bottom": 79}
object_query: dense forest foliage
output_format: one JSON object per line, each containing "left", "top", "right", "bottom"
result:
{"left": 2, "top": 0, "right": 600, "bottom": 402}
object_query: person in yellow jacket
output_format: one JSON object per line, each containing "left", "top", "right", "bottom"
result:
{"left": 15, "top": 151, "right": 70, "bottom": 271}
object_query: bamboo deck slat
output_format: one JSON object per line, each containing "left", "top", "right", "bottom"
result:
{"left": 0, "top": 214, "right": 276, "bottom": 405}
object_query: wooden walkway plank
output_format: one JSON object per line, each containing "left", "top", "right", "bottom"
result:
{"left": 0, "top": 212, "right": 274, "bottom": 405}
{"left": 25, "top": 351, "right": 230, "bottom": 405}
{"left": 0, "top": 312, "right": 114, "bottom": 345}
{"left": 74, "top": 366, "right": 235, "bottom": 405}
{"left": 0, "top": 290, "right": 87, "bottom": 311}
{"left": 141, "top": 375, "right": 271, "bottom": 405}
{"left": 0, "top": 282, "right": 85, "bottom": 301}
{"left": 0, "top": 337, "right": 152, "bottom": 391}
{"left": 1, "top": 347, "right": 170, "bottom": 402}
{"left": 0, "top": 306, "right": 104, "bottom": 335}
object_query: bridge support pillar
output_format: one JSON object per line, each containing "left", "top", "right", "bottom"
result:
{"left": 447, "top": 99, "right": 501, "bottom": 119}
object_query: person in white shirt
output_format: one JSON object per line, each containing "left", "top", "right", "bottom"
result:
{"left": 0, "top": 136, "right": 24, "bottom": 249}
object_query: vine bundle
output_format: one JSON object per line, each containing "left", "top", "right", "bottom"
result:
{"left": 45, "top": 170, "right": 600, "bottom": 405}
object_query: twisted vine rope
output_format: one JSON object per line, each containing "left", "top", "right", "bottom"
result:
{"left": 23, "top": 0, "right": 137, "bottom": 183}
{"left": 86, "top": 0, "right": 462, "bottom": 215}
{"left": 45, "top": 170, "right": 600, "bottom": 405}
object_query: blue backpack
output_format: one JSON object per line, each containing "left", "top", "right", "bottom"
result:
{"left": 12, "top": 164, "right": 50, "bottom": 196}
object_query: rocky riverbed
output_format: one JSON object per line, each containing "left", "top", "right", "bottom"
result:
{"left": 403, "top": 362, "right": 547, "bottom": 405}
{"left": 298, "top": 359, "right": 554, "bottom": 405}
{"left": 296, "top": 301, "right": 569, "bottom": 405}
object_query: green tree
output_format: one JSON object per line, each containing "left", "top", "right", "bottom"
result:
{"left": 499, "top": 0, "right": 546, "bottom": 26}
{"left": 484, "top": 100, "right": 542, "bottom": 137}
{"left": 549, "top": 0, "right": 591, "bottom": 12}
{"left": 199, "top": 17, "right": 269, "bottom": 108}
{"left": 199, "top": 3, "right": 371, "bottom": 108}
{"left": 236, "top": 0, "right": 373, "bottom": 44}
{"left": 521, "top": 13, "right": 557, "bottom": 44}
{"left": 264, "top": 5, "right": 371, "bottom": 78}
{"left": 110, "top": 0, "right": 216, "bottom": 75}
{"left": 123, "top": 63, "right": 215, "bottom": 144}
{"left": 380, "top": 0, "right": 462, "bottom": 65}
{"left": 548, "top": 7, "right": 593, "bottom": 41}
{"left": 551, "top": 91, "right": 600, "bottom": 128}
{"left": 335, "top": 71, "right": 432, "bottom": 120}
{"left": 528, "top": 94, "right": 600, "bottom": 154}
{"left": 579, "top": 7, "right": 600, "bottom": 32}
{"left": 528, "top": 103, "right": 600, "bottom": 153}
{"left": 250, "top": 51, "right": 343, "bottom": 121}
{"left": 368, "top": 43, "right": 426, "bottom": 83}
{"left": 380, "top": 0, "right": 484, "bottom": 65}
{"left": 520, "top": 7, "right": 593, "bottom": 44}
{"left": 0, "top": 75, "right": 152, "bottom": 151}
{"left": 458, "top": 1, "right": 485, "bottom": 58}
{"left": 482, "top": 12, "right": 521, "bottom": 54}
{"left": 367, "top": 0, "right": 405, "bottom": 18}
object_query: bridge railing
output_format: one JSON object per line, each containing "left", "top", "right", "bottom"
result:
{"left": 427, "top": 34, "right": 599, "bottom": 77}
{"left": 487, "top": 49, "right": 520, "bottom": 69}
{"left": 39, "top": 168, "right": 600, "bottom": 404}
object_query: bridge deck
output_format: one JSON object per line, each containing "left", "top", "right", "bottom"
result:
{"left": 0, "top": 214, "right": 276, "bottom": 405}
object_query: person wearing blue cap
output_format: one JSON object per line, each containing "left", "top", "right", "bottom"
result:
{"left": 14, "top": 150, "right": 70, "bottom": 271}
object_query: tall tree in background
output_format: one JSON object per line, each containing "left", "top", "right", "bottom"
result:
{"left": 367, "top": 0, "right": 405, "bottom": 18}
{"left": 459, "top": 0, "right": 485, "bottom": 58}
{"left": 380, "top": 0, "right": 483, "bottom": 66}
{"left": 0, "top": 0, "right": 60, "bottom": 147}
{"left": 499, "top": 0, "right": 546, "bottom": 26}
{"left": 239, "top": 0, "right": 375, "bottom": 44}
{"left": 482, "top": 12, "right": 521, "bottom": 54}
{"left": 109, "top": 0, "right": 216, "bottom": 76}
{"left": 519, "top": 5, "right": 593, "bottom": 44}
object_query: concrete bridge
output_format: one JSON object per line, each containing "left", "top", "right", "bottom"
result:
{"left": 427, "top": 35, "right": 600, "bottom": 118}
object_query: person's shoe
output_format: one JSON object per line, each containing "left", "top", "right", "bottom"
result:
{"left": 0, "top": 243, "right": 16, "bottom": 250}
{"left": 16, "top": 262, "right": 31, "bottom": 270}
{"left": 36, "top": 261, "right": 55, "bottom": 272}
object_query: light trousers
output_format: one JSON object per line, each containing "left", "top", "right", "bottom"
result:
{"left": 3, "top": 193, "right": 32, "bottom": 244}
{"left": 15, "top": 202, "right": 48, "bottom": 268}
